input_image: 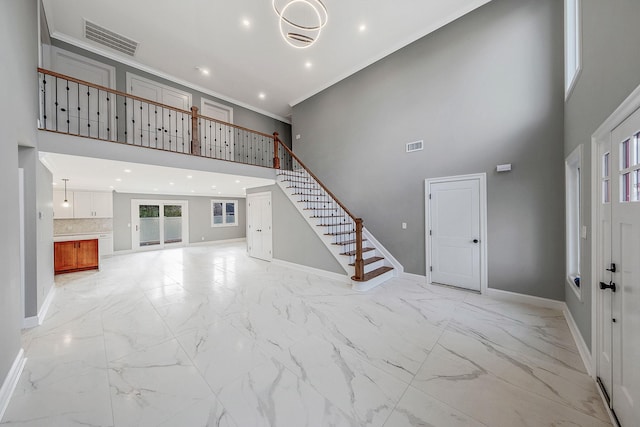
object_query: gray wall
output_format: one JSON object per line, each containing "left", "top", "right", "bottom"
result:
{"left": 247, "top": 185, "right": 344, "bottom": 275}
{"left": 0, "top": 0, "right": 38, "bottom": 387}
{"left": 564, "top": 1, "right": 640, "bottom": 348}
{"left": 48, "top": 39, "right": 292, "bottom": 148}
{"left": 292, "top": 0, "right": 565, "bottom": 299}
{"left": 113, "top": 192, "right": 246, "bottom": 251}
{"left": 18, "top": 150, "right": 54, "bottom": 319}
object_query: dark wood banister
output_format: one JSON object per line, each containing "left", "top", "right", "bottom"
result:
{"left": 272, "top": 133, "right": 365, "bottom": 281}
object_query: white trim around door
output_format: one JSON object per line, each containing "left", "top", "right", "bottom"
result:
{"left": 425, "top": 173, "right": 488, "bottom": 294}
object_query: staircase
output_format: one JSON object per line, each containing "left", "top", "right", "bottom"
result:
{"left": 276, "top": 168, "right": 395, "bottom": 291}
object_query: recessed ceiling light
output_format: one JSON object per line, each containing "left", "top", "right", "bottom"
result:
{"left": 115, "top": 178, "right": 122, "bottom": 182}
{"left": 169, "top": 182, "right": 174, "bottom": 185}
{"left": 258, "top": 92, "right": 266, "bottom": 100}
{"left": 52, "top": 182, "right": 57, "bottom": 186}
{"left": 359, "top": 24, "right": 367, "bottom": 32}
{"left": 235, "top": 180, "right": 240, "bottom": 183}
{"left": 187, "top": 175, "right": 193, "bottom": 179}
{"left": 124, "top": 169, "right": 131, "bottom": 173}
{"left": 191, "top": 190, "right": 195, "bottom": 193}
{"left": 211, "top": 185, "right": 217, "bottom": 188}
{"left": 242, "top": 18, "right": 251, "bottom": 28}
{"left": 218, "top": 191, "right": 222, "bottom": 194}
{"left": 242, "top": 187, "right": 246, "bottom": 190}
{"left": 109, "top": 186, "right": 114, "bottom": 189}
{"left": 305, "top": 61, "right": 312, "bottom": 69}
{"left": 196, "top": 66, "right": 210, "bottom": 76}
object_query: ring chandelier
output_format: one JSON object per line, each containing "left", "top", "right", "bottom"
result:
{"left": 272, "top": 0, "right": 328, "bottom": 49}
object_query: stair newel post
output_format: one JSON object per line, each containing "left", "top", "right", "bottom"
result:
{"left": 272, "top": 132, "right": 281, "bottom": 169}
{"left": 354, "top": 218, "right": 364, "bottom": 280}
{"left": 191, "top": 106, "right": 201, "bottom": 156}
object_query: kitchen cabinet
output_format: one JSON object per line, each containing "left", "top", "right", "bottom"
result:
{"left": 73, "top": 191, "right": 113, "bottom": 218}
{"left": 54, "top": 239, "right": 99, "bottom": 274}
{"left": 53, "top": 190, "right": 112, "bottom": 219}
{"left": 53, "top": 190, "right": 74, "bottom": 219}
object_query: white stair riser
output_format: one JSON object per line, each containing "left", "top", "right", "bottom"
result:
{"left": 364, "top": 259, "right": 385, "bottom": 274}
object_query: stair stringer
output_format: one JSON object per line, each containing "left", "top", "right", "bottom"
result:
{"left": 276, "top": 179, "right": 353, "bottom": 275}
{"left": 276, "top": 176, "right": 398, "bottom": 291}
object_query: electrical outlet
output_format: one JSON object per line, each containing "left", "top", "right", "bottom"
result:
{"left": 402, "top": 222, "right": 407, "bottom": 229}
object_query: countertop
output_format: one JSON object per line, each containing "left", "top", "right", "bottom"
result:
{"left": 53, "top": 232, "right": 112, "bottom": 242}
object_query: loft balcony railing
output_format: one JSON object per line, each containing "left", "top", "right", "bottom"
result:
{"left": 37, "top": 68, "right": 367, "bottom": 281}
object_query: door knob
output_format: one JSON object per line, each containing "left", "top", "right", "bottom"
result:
{"left": 472, "top": 239, "right": 479, "bottom": 243}
{"left": 606, "top": 263, "right": 616, "bottom": 273}
{"left": 599, "top": 281, "right": 616, "bottom": 292}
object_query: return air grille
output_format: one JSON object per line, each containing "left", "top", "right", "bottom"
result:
{"left": 406, "top": 140, "right": 424, "bottom": 153}
{"left": 84, "top": 20, "right": 138, "bottom": 56}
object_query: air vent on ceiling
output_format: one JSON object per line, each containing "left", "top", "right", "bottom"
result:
{"left": 406, "top": 140, "right": 424, "bottom": 153}
{"left": 84, "top": 20, "right": 138, "bottom": 56}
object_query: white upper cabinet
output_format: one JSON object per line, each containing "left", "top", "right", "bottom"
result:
{"left": 53, "top": 190, "right": 74, "bottom": 219}
{"left": 53, "top": 190, "right": 113, "bottom": 219}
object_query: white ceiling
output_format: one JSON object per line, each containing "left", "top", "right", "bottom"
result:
{"left": 40, "top": 152, "right": 274, "bottom": 198}
{"left": 41, "top": 0, "right": 492, "bottom": 121}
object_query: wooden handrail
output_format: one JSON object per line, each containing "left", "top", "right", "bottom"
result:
{"left": 38, "top": 68, "right": 192, "bottom": 115}
{"left": 273, "top": 134, "right": 360, "bottom": 223}
{"left": 198, "top": 113, "right": 275, "bottom": 139}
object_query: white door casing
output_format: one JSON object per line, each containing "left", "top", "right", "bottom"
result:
{"left": 247, "top": 192, "right": 272, "bottom": 261}
{"left": 426, "top": 174, "right": 487, "bottom": 293}
{"left": 131, "top": 200, "right": 189, "bottom": 250}
{"left": 200, "top": 98, "right": 235, "bottom": 161}
{"left": 592, "top": 83, "right": 640, "bottom": 427}
{"left": 126, "top": 73, "right": 192, "bottom": 152}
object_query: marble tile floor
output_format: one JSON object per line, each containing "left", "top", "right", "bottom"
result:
{"left": 1, "top": 242, "right": 611, "bottom": 427}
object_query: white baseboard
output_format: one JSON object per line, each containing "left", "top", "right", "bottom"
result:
{"left": 0, "top": 349, "right": 25, "bottom": 421}
{"left": 400, "top": 272, "right": 428, "bottom": 282}
{"left": 563, "top": 306, "right": 593, "bottom": 377}
{"left": 271, "top": 259, "right": 351, "bottom": 284}
{"left": 22, "top": 283, "right": 56, "bottom": 330}
{"left": 189, "top": 238, "right": 246, "bottom": 247}
{"left": 484, "top": 288, "right": 566, "bottom": 311}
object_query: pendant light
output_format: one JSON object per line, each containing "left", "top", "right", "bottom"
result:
{"left": 62, "top": 179, "right": 70, "bottom": 208}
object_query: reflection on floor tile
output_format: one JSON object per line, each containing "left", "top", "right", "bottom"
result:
{"left": 1, "top": 242, "right": 611, "bottom": 427}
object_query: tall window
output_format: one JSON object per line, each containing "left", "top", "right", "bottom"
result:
{"left": 211, "top": 200, "right": 238, "bottom": 227}
{"left": 566, "top": 145, "right": 582, "bottom": 299}
{"left": 565, "top": 0, "right": 581, "bottom": 99}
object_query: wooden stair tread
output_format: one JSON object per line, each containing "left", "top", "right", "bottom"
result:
{"left": 331, "top": 239, "right": 366, "bottom": 245}
{"left": 317, "top": 223, "right": 350, "bottom": 227}
{"left": 349, "top": 256, "right": 384, "bottom": 266}
{"left": 352, "top": 266, "right": 394, "bottom": 282}
{"left": 326, "top": 230, "right": 355, "bottom": 236}
{"left": 304, "top": 208, "right": 339, "bottom": 210}
{"left": 311, "top": 215, "right": 346, "bottom": 218}
{"left": 341, "top": 247, "right": 375, "bottom": 256}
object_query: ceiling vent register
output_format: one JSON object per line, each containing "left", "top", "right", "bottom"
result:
{"left": 84, "top": 20, "right": 138, "bottom": 56}
{"left": 406, "top": 140, "right": 424, "bottom": 153}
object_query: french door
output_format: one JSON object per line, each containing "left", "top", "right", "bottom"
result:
{"left": 247, "top": 192, "right": 272, "bottom": 261}
{"left": 596, "top": 105, "right": 640, "bottom": 426}
{"left": 131, "top": 200, "right": 189, "bottom": 250}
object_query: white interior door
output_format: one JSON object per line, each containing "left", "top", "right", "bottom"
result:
{"left": 247, "top": 192, "right": 272, "bottom": 261}
{"left": 127, "top": 73, "right": 192, "bottom": 153}
{"left": 608, "top": 107, "right": 640, "bottom": 426}
{"left": 429, "top": 177, "right": 481, "bottom": 291}
{"left": 131, "top": 200, "right": 189, "bottom": 250}
{"left": 200, "top": 98, "right": 235, "bottom": 161}
{"left": 46, "top": 47, "right": 116, "bottom": 140}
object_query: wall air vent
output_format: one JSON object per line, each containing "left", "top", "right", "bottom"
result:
{"left": 84, "top": 20, "right": 138, "bottom": 56}
{"left": 406, "top": 140, "right": 424, "bottom": 153}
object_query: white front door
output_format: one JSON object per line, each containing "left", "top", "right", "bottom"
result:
{"left": 200, "top": 98, "right": 235, "bottom": 161}
{"left": 126, "top": 73, "right": 192, "bottom": 153}
{"left": 596, "top": 136, "right": 614, "bottom": 402}
{"left": 247, "top": 192, "right": 272, "bottom": 261}
{"left": 131, "top": 200, "right": 189, "bottom": 250}
{"left": 607, "top": 107, "right": 640, "bottom": 426}
{"left": 428, "top": 177, "right": 482, "bottom": 291}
